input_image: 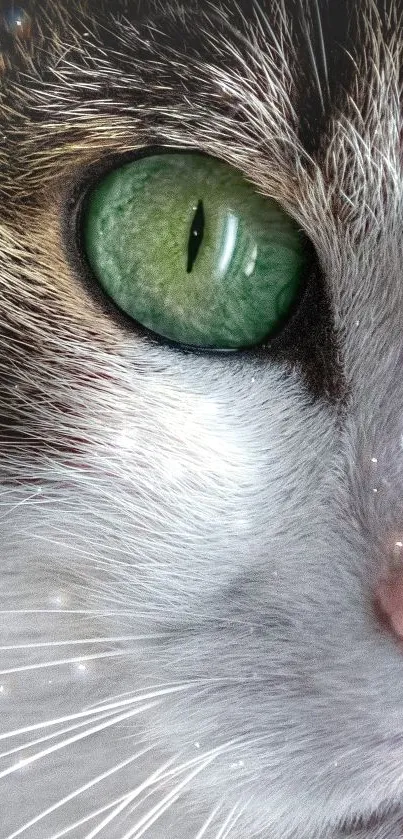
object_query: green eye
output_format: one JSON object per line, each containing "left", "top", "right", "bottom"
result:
{"left": 83, "top": 153, "right": 307, "bottom": 349}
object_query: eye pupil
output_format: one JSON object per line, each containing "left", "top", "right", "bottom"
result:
{"left": 187, "top": 198, "right": 205, "bottom": 274}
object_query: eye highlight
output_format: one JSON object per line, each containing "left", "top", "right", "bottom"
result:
{"left": 82, "top": 153, "right": 308, "bottom": 349}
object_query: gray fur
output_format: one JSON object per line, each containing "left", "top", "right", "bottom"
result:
{"left": 0, "top": 1, "right": 403, "bottom": 836}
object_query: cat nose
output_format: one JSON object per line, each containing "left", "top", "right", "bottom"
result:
{"left": 374, "top": 572, "right": 403, "bottom": 641}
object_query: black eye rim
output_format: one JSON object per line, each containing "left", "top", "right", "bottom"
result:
{"left": 63, "top": 145, "right": 318, "bottom": 358}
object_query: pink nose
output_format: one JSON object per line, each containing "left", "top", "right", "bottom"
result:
{"left": 374, "top": 573, "right": 403, "bottom": 640}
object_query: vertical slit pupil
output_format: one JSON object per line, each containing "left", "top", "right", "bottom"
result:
{"left": 187, "top": 199, "right": 205, "bottom": 273}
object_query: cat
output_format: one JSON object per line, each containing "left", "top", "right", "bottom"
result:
{"left": 1, "top": 0, "right": 403, "bottom": 836}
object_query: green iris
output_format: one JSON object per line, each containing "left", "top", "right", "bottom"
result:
{"left": 83, "top": 153, "right": 307, "bottom": 349}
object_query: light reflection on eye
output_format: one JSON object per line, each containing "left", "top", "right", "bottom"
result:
{"left": 218, "top": 213, "right": 239, "bottom": 277}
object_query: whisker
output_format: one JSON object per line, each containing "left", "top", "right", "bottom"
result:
{"left": 194, "top": 801, "right": 225, "bottom": 839}
{"left": 126, "top": 791, "right": 184, "bottom": 839}
{"left": 82, "top": 751, "right": 222, "bottom": 839}
{"left": 82, "top": 754, "right": 179, "bottom": 839}
{"left": 0, "top": 701, "right": 162, "bottom": 783}
{"left": 83, "top": 681, "right": 189, "bottom": 711}
{"left": 215, "top": 805, "right": 241, "bottom": 839}
{"left": 0, "top": 706, "right": 129, "bottom": 761}
{"left": 119, "top": 754, "right": 218, "bottom": 839}
{"left": 4, "top": 748, "right": 154, "bottom": 839}
{"left": 84, "top": 743, "right": 237, "bottom": 839}
{"left": 215, "top": 805, "right": 240, "bottom": 839}
{"left": 215, "top": 798, "right": 252, "bottom": 839}
{"left": 0, "top": 683, "right": 192, "bottom": 741}
{"left": 48, "top": 794, "right": 133, "bottom": 839}
{"left": 0, "top": 634, "right": 165, "bottom": 650}
{"left": 0, "top": 610, "right": 139, "bottom": 615}
{"left": 0, "top": 648, "right": 132, "bottom": 676}
{"left": 121, "top": 741, "right": 240, "bottom": 839}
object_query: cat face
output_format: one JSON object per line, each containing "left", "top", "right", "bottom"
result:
{"left": 1, "top": 1, "right": 403, "bottom": 837}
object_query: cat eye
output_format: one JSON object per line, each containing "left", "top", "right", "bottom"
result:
{"left": 82, "top": 153, "right": 308, "bottom": 350}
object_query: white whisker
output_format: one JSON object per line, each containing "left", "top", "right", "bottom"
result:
{"left": 83, "top": 743, "right": 237, "bottom": 839}
{"left": 0, "top": 706, "right": 127, "bottom": 760}
{"left": 4, "top": 748, "right": 154, "bottom": 839}
{"left": 194, "top": 801, "right": 224, "bottom": 839}
{"left": 215, "top": 798, "right": 252, "bottom": 839}
{"left": 0, "top": 648, "right": 131, "bottom": 676}
{"left": 118, "top": 755, "right": 218, "bottom": 839}
{"left": 48, "top": 794, "right": 132, "bottom": 839}
{"left": 0, "top": 683, "right": 192, "bottom": 742}
{"left": 82, "top": 751, "right": 222, "bottom": 839}
{"left": 0, "top": 634, "right": 165, "bottom": 650}
{"left": 0, "top": 701, "right": 161, "bottom": 784}
{"left": 215, "top": 805, "right": 241, "bottom": 839}
{"left": 82, "top": 754, "right": 179, "bottom": 839}
{"left": 0, "top": 610, "right": 133, "bottom": 615}
{"left": 84, "top": 681, "right": 190, "bottom": 711}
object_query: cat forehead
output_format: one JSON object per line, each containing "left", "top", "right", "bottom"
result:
{"left": 1, "top": 0, "right": 401, "bottom": 216}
